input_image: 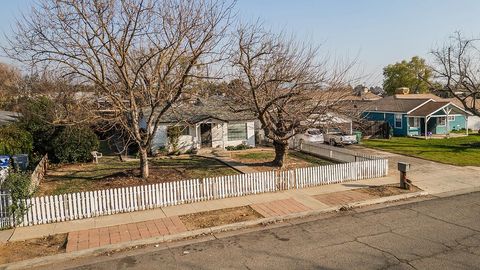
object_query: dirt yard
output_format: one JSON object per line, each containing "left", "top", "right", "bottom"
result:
{"left": 358, "top": 184, "right": 421, "bottom": 197}
{"left": 179, "top": 206, "right": 262, "bottom": 230}
{"left": 38, "top": 156, "right": 238, "bottom": 196}
{"left": 0, "top": 234, "right": 67, "bottom": 264}
{"left": 229, "top": 148, "right": 335, "bottom": 172}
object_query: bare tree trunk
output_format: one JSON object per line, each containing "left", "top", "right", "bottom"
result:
{"left": 139, "top": 147, "right": 149, "bottom": 179}
{"left": 272, "top": 140, "right": 288, "bottom": 167}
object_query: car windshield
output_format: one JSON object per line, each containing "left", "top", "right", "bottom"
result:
{"left": 307, "top": 129, "right": 321, "bottom": 135}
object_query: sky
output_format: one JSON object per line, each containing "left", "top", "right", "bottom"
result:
{"left": 1, "top": 0, "right": 480, "bottom": 85}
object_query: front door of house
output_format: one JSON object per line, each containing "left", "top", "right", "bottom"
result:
{"left": 200, "top": 123, "right": 212, "bottom": 147}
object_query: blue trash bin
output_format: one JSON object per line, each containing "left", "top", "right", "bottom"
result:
{"left": 0, "top": 156, "right": 10, "bottom": 169}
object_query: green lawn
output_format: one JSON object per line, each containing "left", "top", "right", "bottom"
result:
{"left": 362, "top": 135, "right": 480, "bottom": 166}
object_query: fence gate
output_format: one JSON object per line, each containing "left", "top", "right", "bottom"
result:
{"left": 0, "top": 190, "right": 11, "bottom": 229}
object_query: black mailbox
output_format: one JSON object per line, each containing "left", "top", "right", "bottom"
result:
{"left": 397, "top": 162, "right": 410, "bottom": 172}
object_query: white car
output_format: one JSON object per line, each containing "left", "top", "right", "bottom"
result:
{"left": 323, "top": 128, "right": 357, "bottom": 146}
{"left": 295, "top": 128, "right": 324, "bottom": 144}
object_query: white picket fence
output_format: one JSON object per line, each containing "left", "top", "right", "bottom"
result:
{"left": 0, "top": 158, "right": 388, "bottom": 228}
{"left": 0, "top": 190, "right": 11, "bottom": 228}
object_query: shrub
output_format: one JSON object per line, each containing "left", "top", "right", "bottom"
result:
{"left": 0, "top": 124, "right": 33, "bottom": 156}
{"left": 451, "top": 128, "right": 472, "bottom": 134}
{"left": 52, "top": 126, "right": 99, "bottom": 163}
{"left": 167, "top": 126, "right": 182, "bottom": 154}
{"left": 1, "top": 172, "right": 32, "bottom": 225}
{"left": 16, "top": 97, "right": 58, "bottom": 156}
{"left": 225, "top": 144, "right": 252, "bottom": 151}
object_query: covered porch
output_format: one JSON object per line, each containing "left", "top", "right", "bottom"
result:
{"left": 407, "top": 101, "right": 471, "bottom": 139}
{"left": 191, "top": 117, "right": 227, "bottom": 149}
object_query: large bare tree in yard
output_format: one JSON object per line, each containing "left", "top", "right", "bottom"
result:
{"left": 230, "top": 25, "right": 348, "bottom": 167}
{"left": 431, "top": 33, "right": 480, "bottom": 116}
{"left": 5, "top": 0, "right": 233, "bottom": 178}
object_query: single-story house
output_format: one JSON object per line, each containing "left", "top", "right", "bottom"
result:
{"left": 363, "top": 94, "right": 472, "bottom": 137}
{"left": 144, "top": 96, "right": 256, "bottom": 153}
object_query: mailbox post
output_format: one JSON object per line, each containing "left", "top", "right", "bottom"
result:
{"left": 397, "top": 162, "right": 411, "bottom": 190}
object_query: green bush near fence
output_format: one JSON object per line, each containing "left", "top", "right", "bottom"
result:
{"left": 52, "top": 125, "right": 99, "bottom": 163}
{"left": 1, "top": 172, "right": 32, "bottom": 226}
{"left": 0, "top": 124, "right": 33, "bottom": 156}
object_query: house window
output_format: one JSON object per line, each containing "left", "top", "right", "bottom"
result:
{"left": 448, "top": 115, "right": 455, "bottom": 121}
{"left": 409, "top": 117, "right": 420, "bottom": 128}
{"left": 228, "top": 123, "right": 247, "bottom": 141}
{"left": 394, "top": 114, "right": 402, "bottom": 128}
{"left": 437, "top": 117, "right": 446, "bottom": 126}
{"left": 180, "top": 125, "right": 190, "bottom": 136}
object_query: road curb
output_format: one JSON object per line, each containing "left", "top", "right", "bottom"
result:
{"left": 0, "top": 190, "right": 428, "bottom": 270}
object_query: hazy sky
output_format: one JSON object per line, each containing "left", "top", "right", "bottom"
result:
{"left": 1, "top": 0, "right": 480, "bottom": 85}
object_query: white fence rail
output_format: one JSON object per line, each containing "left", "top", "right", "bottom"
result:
{"left": 299, "top": 141, "right": 380, "bottom": 162}
{"left": 3, "top": 159, "right": 388, "bottom": 228}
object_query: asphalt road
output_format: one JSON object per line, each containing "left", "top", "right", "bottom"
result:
{"left": 60, "top": 192, "right": 480, "bottom": 270}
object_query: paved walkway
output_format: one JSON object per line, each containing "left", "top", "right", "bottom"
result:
{"left": 4, "top": 174, "right": 396, "bottom": 243}
{"left": 67, "top": 198, "right": 313, "bottom": 253}
{"left": 67, "top": 216, "right": 187, "bottom": 252}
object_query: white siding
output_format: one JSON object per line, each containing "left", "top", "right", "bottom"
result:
{"left": 151, "top": 121, "right": 256, "bottom": 152}
{"left": 468, "top": 116, "right": 480, "bottom": 131}
{"left": 211, "top": 123, "right": 224, "bottom": 148}
{"left": 151, "top": 124, "right": 195, "bottom": 153}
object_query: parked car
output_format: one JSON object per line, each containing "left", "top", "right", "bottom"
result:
{"left": 323, "top": 128, "right": 357, "bottom": 146}
{"left": 295, "top": 128, "right": 324, "bottom": 144}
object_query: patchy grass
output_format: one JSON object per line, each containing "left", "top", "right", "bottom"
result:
{"left": 0, "top": 234, "right": 67, "bottom": 264}
{"left": 229, "top": 148, "right": 335, "bottom": 172}
{"left": 233, "top": 151, "right": 274, "bottom": 160}
{"left": 38, "top": 156, "right": 238, "bottom": 196}
{"left": 288, "top": 151, "right": 334, "bottom": 166}
{"left": 363, "top": 134, "right": 480, "bottom": 166}
{"left": 179, "top": 206, "right": 262, "bottom": 230}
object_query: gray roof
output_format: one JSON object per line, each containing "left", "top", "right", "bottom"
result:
{"left": 365, "top": 96, "right": 430, "bottom": 113}
{"left": 147, "top": 96, "right": 256, "bottom": 124}
{"left": 409, "top": 101, "right": 450, "bottom": 117}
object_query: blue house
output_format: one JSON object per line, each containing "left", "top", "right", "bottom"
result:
{"left": 363, "top": 94, "right": 472, "bottom": 138}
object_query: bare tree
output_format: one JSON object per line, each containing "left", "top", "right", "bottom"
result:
{"left": 0, "top": 62, "right": 22, "bottom": 107}
{"left": 229, "top": 24, "right": 349, "bottom": 167}
{"left": 4, "top": 0, "right": 234, "bottom": 178}
{"left": 431, "top": 32, "right": 480, "bottom": 116}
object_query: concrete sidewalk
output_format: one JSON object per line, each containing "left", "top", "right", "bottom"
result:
{"left": 2, "top": 175, "right": 397, "bottom": 243}
{"left": 2, "top": 145, "right": 480, "bottom": 245}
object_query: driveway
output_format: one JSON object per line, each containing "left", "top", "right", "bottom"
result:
{"left": 349, "top": 145, "right": 480, "bottom": 195}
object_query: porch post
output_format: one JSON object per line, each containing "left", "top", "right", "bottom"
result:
{"left": 445, "top": 108, "right": 451, "bottom": 137}
{"left": 466, "top": 116, "right": 469, "bottom": 136}
{"left": 195, "top": 124, "right": 200, "bottom": 149}
{"left": 425, "top": 116, "right": 429, "bottom": 139}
